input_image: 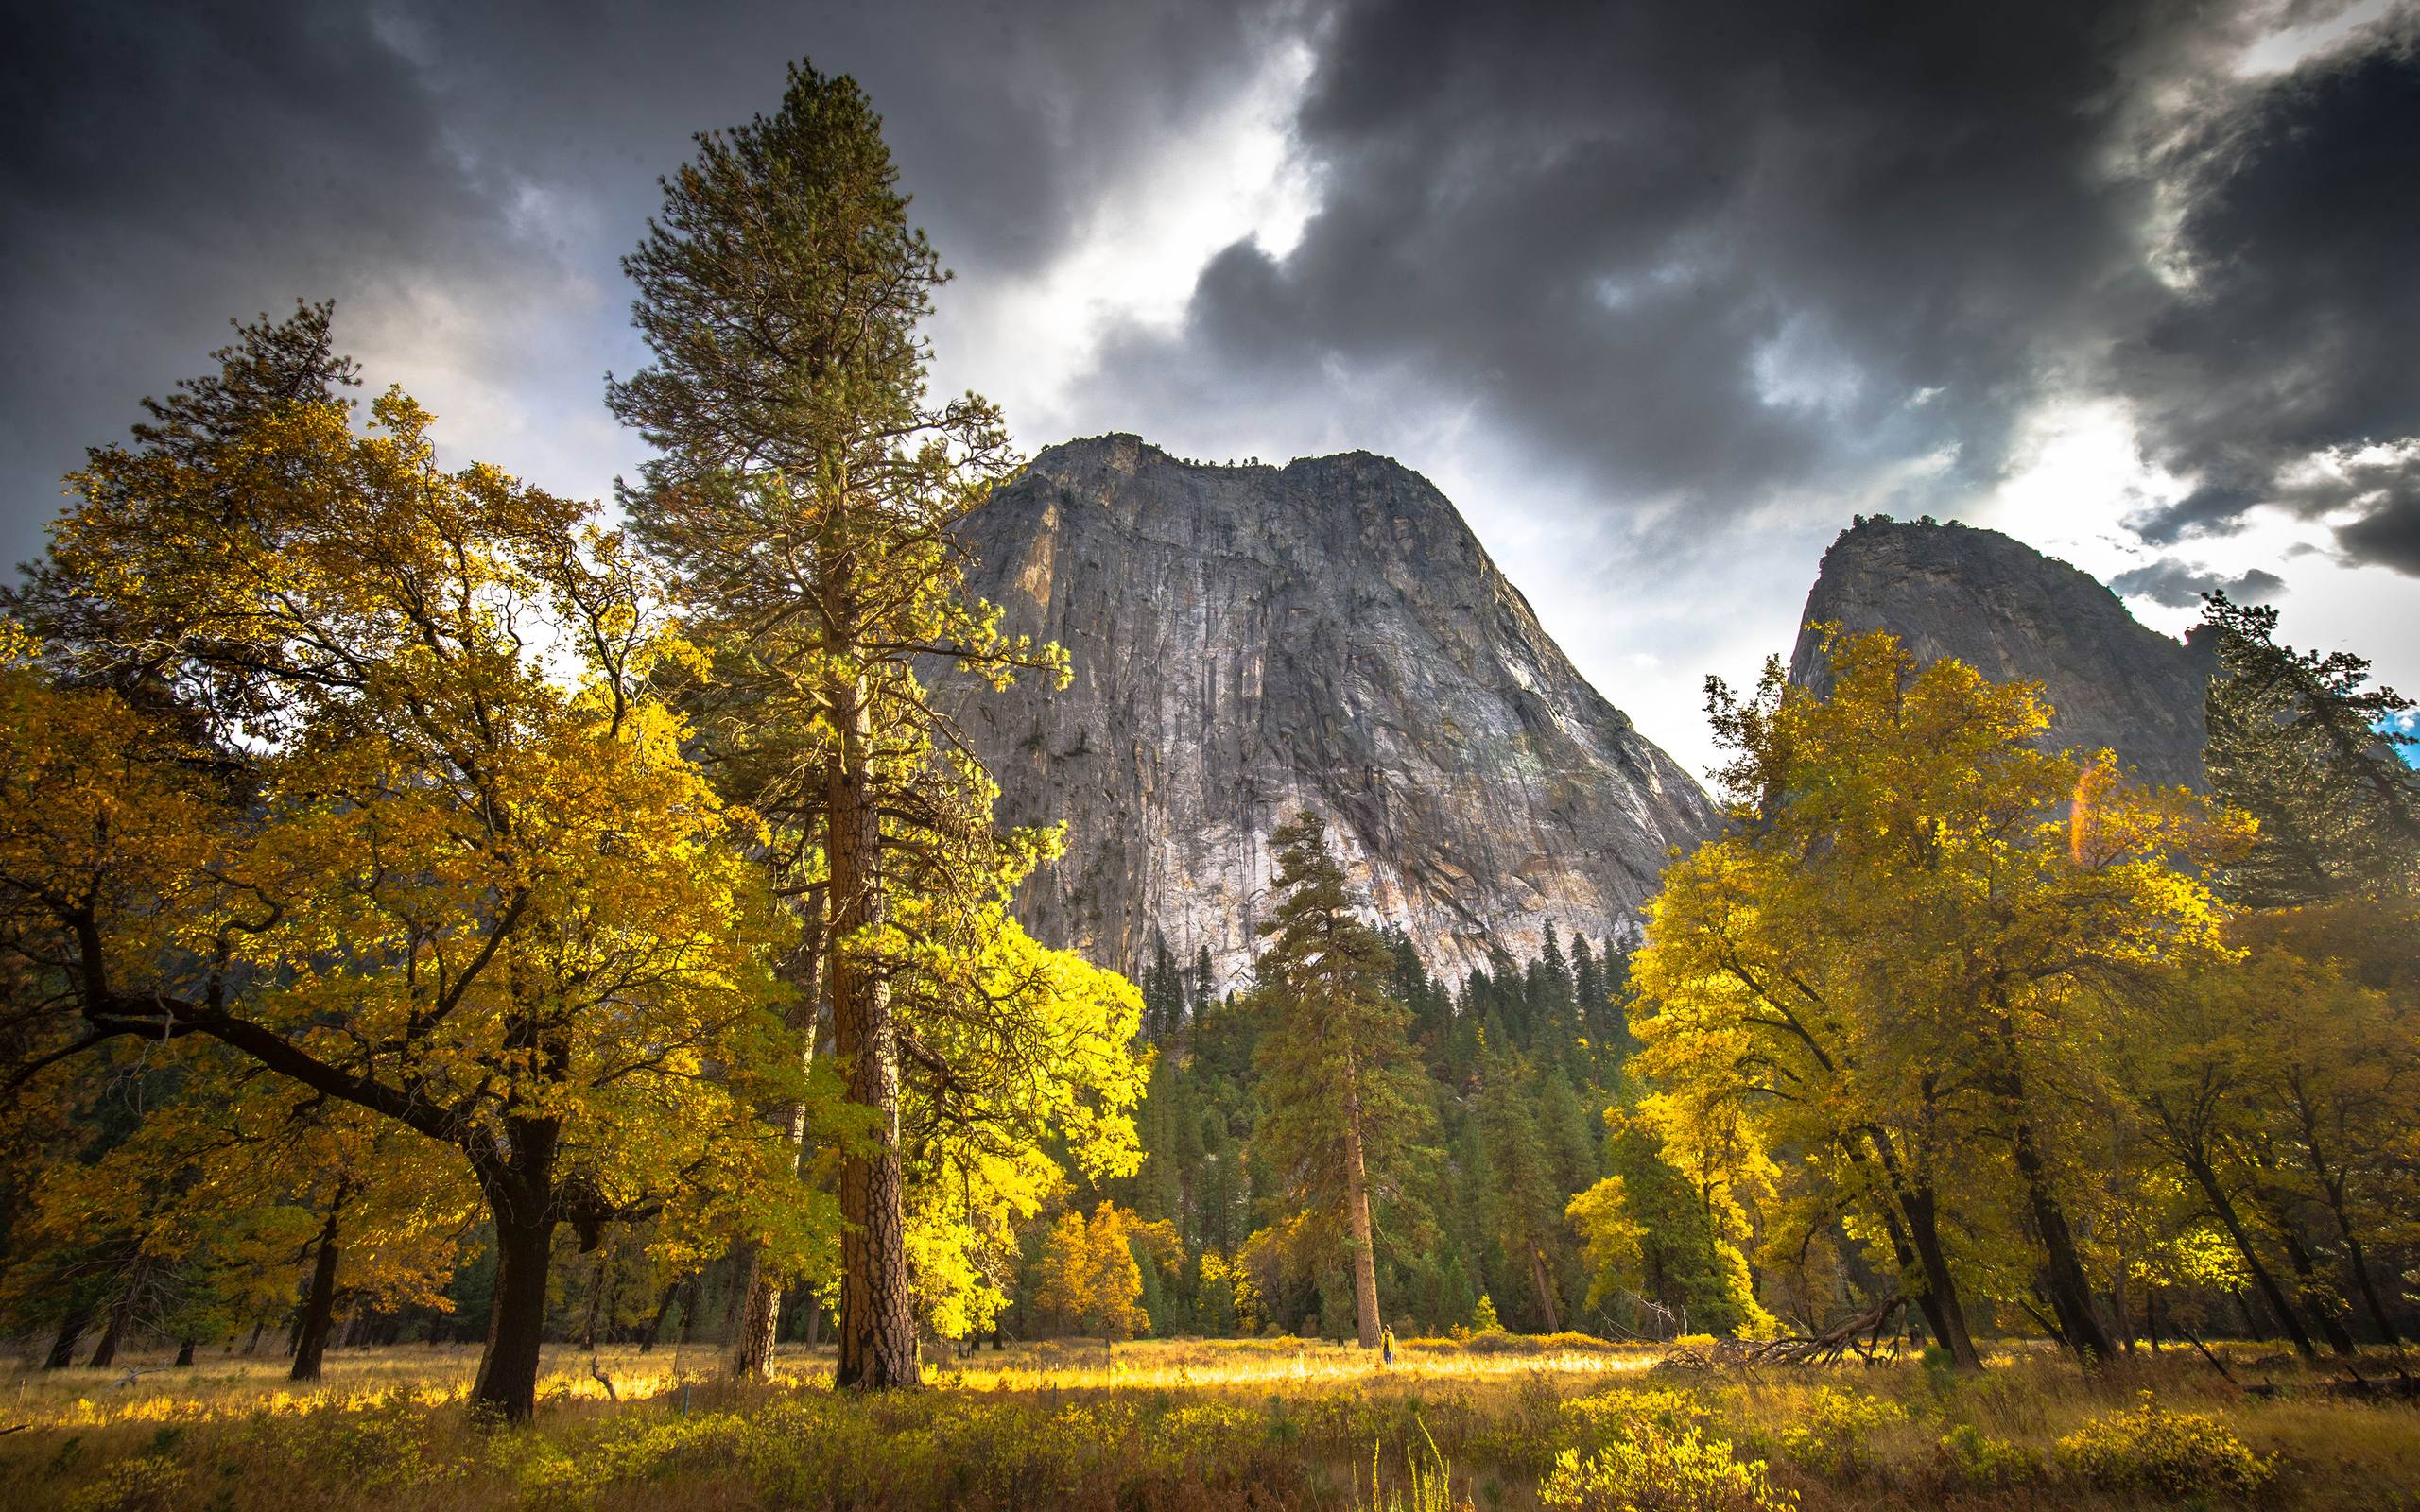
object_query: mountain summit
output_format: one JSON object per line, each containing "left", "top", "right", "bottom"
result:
{"left": 1789, "top": 516, "right": 2215, "bottom": 789}
{"left": 948, "top": 435, "right": 1720, "bottom": 990}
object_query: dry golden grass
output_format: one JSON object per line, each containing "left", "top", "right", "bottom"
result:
{"left": 4, "top": 1335, "right": 2414, "bottom": 1510}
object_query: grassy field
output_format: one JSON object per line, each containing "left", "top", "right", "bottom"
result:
{"left": 4, "top": 1334, "right": 2415, "bottom": 1509}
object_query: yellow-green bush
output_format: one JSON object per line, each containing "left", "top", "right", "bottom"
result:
{"left": 60, "top": 1454, "right": 186, "bottom": 1512}
{"left": 1777, "top": 1386, "right": 1907, "bottom": 1477}
{"left": 1539, "top": 1428, "right": 1796, "bottom": 1512}
{"left": 2053, "top": 1391, "right": 2274, "bottom": 1498}
{"left": 1938, "top": 1422, "right": 2039, "bottom": 1488}
{"left": 1562, "top": 1385, "right": 1716, "bottom": 1447}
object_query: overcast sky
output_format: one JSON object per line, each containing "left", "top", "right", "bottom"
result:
{"left": 6, "top": 0, "right": 2416, "bottom": 776}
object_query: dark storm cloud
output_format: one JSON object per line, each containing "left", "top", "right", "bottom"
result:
{"left": 2108, "top": 560, "right": 2285, "bottom": 608}
{"left": 2121, "top": 36, "right": 2420, "bottom": 566}
{"left": 1080, "top": 0, "right": 2420, "bottom": 569}
{"left": 0, "top": 0, "right": 1291, "bottom": 566}
{"left": 1081, "top": 0, "right": 2181, "bottom": 519}
{"left": 7, "top": 0, "right": 2418, "bottom": 588}
{"left": 0, "top": 2, "right": 492, "bottom": 562}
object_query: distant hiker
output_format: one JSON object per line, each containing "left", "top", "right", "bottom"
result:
{"left": 1381, "top": 1327, "right": 1396, "bottom": 1366}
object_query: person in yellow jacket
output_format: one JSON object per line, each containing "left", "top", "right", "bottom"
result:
{"left": 1380, "top": 1326, "right": 1396, "bottom": 1366}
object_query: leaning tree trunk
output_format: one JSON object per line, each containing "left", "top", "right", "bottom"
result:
{"left": 2270, "top": 1217, "right": 2360, "bottom": 1358}
{"left": 2178, "top": 1147, "right": 2316, "bottom": 1359}
{"left": 292, "top": 1202, "right": 345, "bottom": 1383}
{"left": 1864, "top": 1129, "right": 1980, "bottom": 1370}
{"left": 1340, "top": 1066, "right": 1384, "bottom": 1350}
{"left": 88, "top": 1268, "right": 141, "bottom": 1369}
{"left": 2010, "top": 1113, "right": 2118, "bottom": 1363}
{"left": 45, "top": 1300, "right": 94, "bottom": 1370}
{"left": 829, "top": 675, "right": 918, "bottom": 1390}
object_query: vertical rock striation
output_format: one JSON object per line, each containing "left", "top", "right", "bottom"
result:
{"left": 945, "top": 434, "right": 1720, "bottom": 991}
{"left": 1789, "top": 516, "right": 2215, "bottom": 788}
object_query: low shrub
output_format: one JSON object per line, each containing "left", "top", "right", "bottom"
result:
{"left": 1561, "top": 1385, "right": 1715, "bottom": 1447}
{"left": 1938, "top": 1422, "right": 2040, "bottom": 1488}
{"left": 60, "top": 1454, "right": 187, "bottom": 1512}
{"left": 1777, "top": 1386, "right": 1907, "bottom": 1477}
{"left": 1539, "top": 1429, "right": 1796, "bottom": 1512}
{"left": 2053, "top": 1390, "right": 2274, "bottom": 1498}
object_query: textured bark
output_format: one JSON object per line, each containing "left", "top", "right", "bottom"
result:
{"left": 1854, "top": 1125, "right": 1979, "bottom": 1370}
{"left": 472, "top": 1208, "right": 558, "bottom": 1421}
{"left": 729, "top": 1242, "right": 783, "bottom": 1378}
{"left": 829, "top": 674, "right": 918, "bottom": 1390}
{"left": 291, "top": 1206, "right": 343, "bottom": 1383}
{"left": 1340, "top": 1083, "right": 1382, "bottom": 1350}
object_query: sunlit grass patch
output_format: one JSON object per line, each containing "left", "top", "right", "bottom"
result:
{"left": 5, "top": 1338, "right": 2417, "bottom": 1511}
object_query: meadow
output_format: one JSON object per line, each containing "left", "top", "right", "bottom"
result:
{"left": 6, "top": 1334, "right": 2414, "bottom": 1511}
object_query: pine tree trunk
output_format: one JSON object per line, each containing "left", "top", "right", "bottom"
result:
{"left": 243, "top": 1317, "right": 266, "bottom": 1356}
{"left": 291, "top": 1207, "right": 343, "bottom": 1383}
{"left": 471, "top": 1201, "right": 559, "bottom": 1423}
{"left": 1528, "top": 1246, "right": 1563, "bottom": 1333}
{"left": 1340, "top": 1104, "right": 1384, "bottom": 1350}
{"left": 829, "top": 674, "right": 918, "bottom": 1389}
{"left": 45, "top": 1301, "right": 93, "bottom": 1369}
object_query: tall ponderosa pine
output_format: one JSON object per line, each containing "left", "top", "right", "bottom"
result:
{"left": 610, "top": 63, "right": 1082, "bottom": 1389}
{"left": 1247, "top": 813, "right": 1435, "bottom": 1349}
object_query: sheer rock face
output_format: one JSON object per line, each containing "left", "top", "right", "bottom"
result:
{"left": 946, "top": 434, "right": 1720, "bottom": 991}
{"left": 1789, "top": 518, "right": 2215, "bottom": 789}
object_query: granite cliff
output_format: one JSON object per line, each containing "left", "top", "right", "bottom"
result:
{"left": 1789, "top": 517, "right": 2215, "bottom": 788}
{"left": 946, "top": 435, "right": 1720, "bottom": 991}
